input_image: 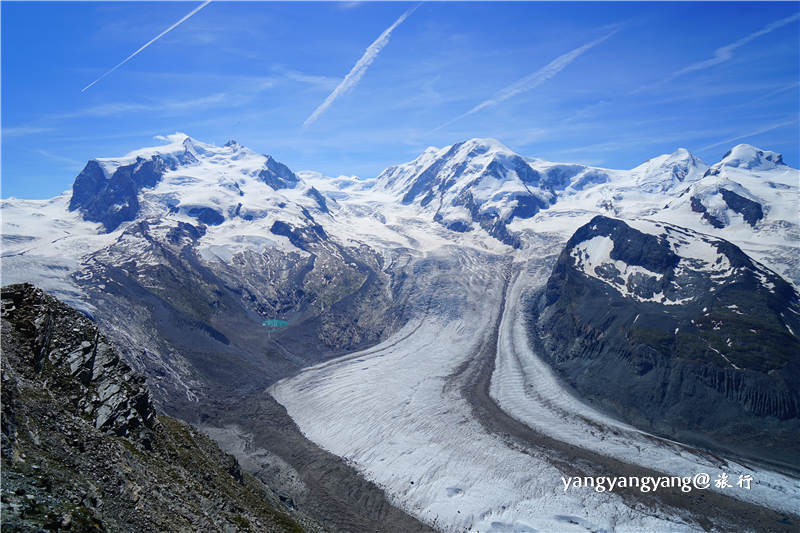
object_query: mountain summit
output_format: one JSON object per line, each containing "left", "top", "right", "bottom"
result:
{"left": 631, "top": 147, "right": 707, "bottom": 192}
{"left": 717, "top": 143, "right": 785, "bottom": 170}
{"left": 372, "top": 138, "right": 606, "bottom": 246}
{"left": 68, "top": 133, "right": 311, "bottom": 232}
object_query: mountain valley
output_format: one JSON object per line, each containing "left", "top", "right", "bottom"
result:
{"left": 2, "top": 134, "right": 799, "bottom": 532}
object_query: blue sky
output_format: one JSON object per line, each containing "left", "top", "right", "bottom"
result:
{"left": 2, "top": 1, "right": 799, "bottom": 199}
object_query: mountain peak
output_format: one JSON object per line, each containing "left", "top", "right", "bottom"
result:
{"left": 93, "top": 132, "right": 202, "bottom": 169}
{"left": 633, "top": 147, "right": 703, "bottom": 169}
{"left": 718, "top": 144, "right": 785, "bottom": 170}
{"left": 67, "top": 134, "right": 306, "bottom": 233}
{"left": 632, "top": 147, "right": 707, "bottom": 192}
{"left": 458, "top": 137, "right": 512, "bottom": 153}
{"left": 672, "top": 147, "right": 692, "bottom": 158}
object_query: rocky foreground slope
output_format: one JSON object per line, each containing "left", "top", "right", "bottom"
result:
{"left": 1, "top": 283, "right": 319, "bottom": 532}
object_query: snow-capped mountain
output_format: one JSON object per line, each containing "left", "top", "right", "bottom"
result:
{"left": 3, "top": 134, "right": 800, "bottom": 532}
{"left": 536, "top": 214, "right": 800, "bottom": 466}
{"left": 68, "top": 133, "right": 325, "bottom": 234}
{"left": 663, "top": 144, "right": 797, "bottom": 230}
{"left": 630, "top": 147, "right": 708, "bottom": 193}
{"left": 368, "top": 138, "right": 798, "bottom": 286}
{"left": 372, "top": 137, "right": 611, "bottom": 246}
{"left": 1, "top": 134, "right": 407, "bottom": 414}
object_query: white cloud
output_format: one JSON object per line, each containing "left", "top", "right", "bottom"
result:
{"left": 281, "top": 70, "right": 340, "bottom": 90}
{"left": 434, "top": 29, "right": 620, "bottom": 131}
{"left": 36, "top": 149, "right": 83, "bottom": 167}
{"left": 50, "top": 93, "right": 232, "bottom": 120}
{"left": 303, "top": 5, "right": 418, "bottom": 128}
{"left": 82, "top": 0, "right": 212, "bottom": 92}
{"left": 2, "top": 126, "right": 54, "bottom": 138}
{"left": 698, "top": 119, "right": 798, "bottom": 151}
{"left": 633, "top": 13, "right": 800, "bottom": 93}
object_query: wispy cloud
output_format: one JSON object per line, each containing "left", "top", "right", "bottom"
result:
{"left": 36, "top": 149, "right": 83, "bottom": 167}
{"left": 434, "top": 29, "right": 620, "bottom": 131}
{"left": 697, "top": 119, "right": 799, "bottom": 152}
{"left": 55, "top": 93, "right": 230, "bottom": 120}
{"left": 303, "top": 4, "right": 418, "bottom": 129}
{"left": 633, "top": 13, "right": 800, "bottom": 94}
{"left": 272, "top": 67, "right": 340, "bottom": 90}
{"left": 749, "top": 81, "right": 800, "bottom": 104}
{"left": 2, "top": 126, "right": 54, "bottom": 138}
{"left": 81, "top": 0, "right": 212, "bottom": 92}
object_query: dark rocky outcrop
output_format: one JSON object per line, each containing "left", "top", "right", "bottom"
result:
{"left": 532, "top": 216, "right": 800, "bottom": 469}
{"left": 69, "top": 157, "right": 168, "bottom": 232}
{"left": 719, "top": 188, "right": 763, "bottom": 227}
{"left": 304, "top": 187, "right": 329, "bottom": 213}
{"left": 690, "top": 196, "right": 725, "bottom": 228}
{"left": 187, "top": 206, "right": 225, "bottom": 226}
{"left": 1, "top": 283, "right": 318, "bottom": 532}
{"left": 258, "top": 156, "right": 299, "bottom": 190}
{"left": 1, "top": 283, "right": 159, "bottom": 446}
{"left": 449, "top": 189, "right": 522, "bottom": 248}
{"left": 270, "top": 221, "right": 328, "bottom": 251}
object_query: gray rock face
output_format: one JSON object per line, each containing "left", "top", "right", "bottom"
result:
{"left": 67, "top": 215, "right": 401, "bottom": 419}
{"left": 690, "top": 196, "right": 725, "bottom": 228}
{"left": 1, "top": 283, "right": 320, "bottom": 533}
{"left": 719, "top": 188, "right": 763, "bottom": 227}
{"left": 69, "top": 156, "right": 168, "bottom": 232}
{"left": 258, "top": 156, "right": 299, "bottom": 190}
{"left": 690, "top": 188, "right": 765, "bottom": 229}
{"left": 532, "top": 216, "right": 800, "bottom": 468}
{"left": 1, "top": 283, "right": 158, "bottom": 446}
{"left": 187, "top": 206, "right": 225, "bottom": 226}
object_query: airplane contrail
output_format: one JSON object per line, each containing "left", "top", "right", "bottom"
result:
{"left": 81, "top": 0, "right": 212, "bottom": 93}
{"left": 434, "top": 28, "right": 620, "bottom": 131}
{"left": 698, "top": 119, "right": 798, "bottom": 152}
{"left": 303, "top": 4, "right": 418, "bottom": 129}
{"left": 632, "top": 12, "right": 800, "bottom": 94}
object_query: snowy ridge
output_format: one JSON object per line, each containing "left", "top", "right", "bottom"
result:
{"left": 3, "top": 135, "right": 797, "bottom": 296}
{"left": 93, "top": 132, "right": 200, "bottom": 175}
{"left": 569, "top": 218, "right": 779, "bottom": 305}
{"left": 631, "top": 148, "right": 707, "bottom": 193}
{"left": 373, "top": 139, "right": 796, "bottom": 268}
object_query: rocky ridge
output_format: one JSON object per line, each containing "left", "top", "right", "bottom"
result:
{"left": 532, "top": 216, "right": 800, "bottom": 468}
{"left": 1, "top": 283, "right": 320, "bottom": 532}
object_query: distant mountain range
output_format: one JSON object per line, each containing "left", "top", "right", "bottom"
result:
{"left": 2, "top": 134, "right": 799, "bottom": 531}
